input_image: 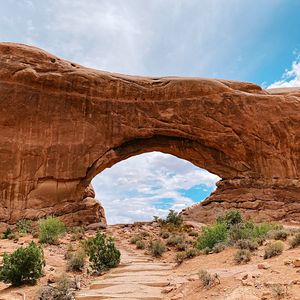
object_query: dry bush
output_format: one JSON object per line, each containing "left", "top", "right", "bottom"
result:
{"left": 235, "top": 239, "right": 258, "bottom": 251}
{"left": 289, "top": 232, "right": 300, "bottom": 248}
{"left": 264, "top": 241, "right": 284, "bottom": 259}
{"left": 148, "top": 240, "right": 166, "bottom": 257}
{"left": 136, "top": 240, "right": 146, "bottom": 250}
{"left": 234, "top": 249, "right": 251, "bottom": 264}
{"left": 67, "top": 248, "right": 86, "bottom": 272}
{"left": 198, "top": 270, "right": 220, "bottom": 288}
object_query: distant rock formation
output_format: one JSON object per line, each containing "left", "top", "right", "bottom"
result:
{"left": 1, "top": 42, "right": 300, "bottom": 229}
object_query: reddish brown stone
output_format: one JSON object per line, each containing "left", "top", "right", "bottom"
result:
{"left": 0, "top": 42, "right": 300, "bottom": 227}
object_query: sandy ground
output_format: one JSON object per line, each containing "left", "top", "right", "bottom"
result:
{"left": 1, "top": 222, "right": 300, "bottom": 299}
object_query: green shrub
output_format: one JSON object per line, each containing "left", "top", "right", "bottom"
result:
{"left": 217, "top": 210, "right": 243, "bottom": 228}
{"left": 196, "top": 223, "right": 228, "bottom": 250}
{"left": 264, "top": 241, "right": 284, "bottom": 259}
{"left": 253, "top": 223, "right": 283, "bottom": 238}
{"left": 84, "top": 231, "right": 120, "bottom": 273}
{"left": 289, "top": 232, "right": 300, "bottom": 248}
{"left": 234, "top": 249, "right": 251, "bottom": 264}
{"left": 229, "top": 222, "right": 281, "bottom": 243}
{"left": 67, "top": 248, "right": 86, "bottom": 272}
{"left": 157, "top": 210, "right": 183, "bottom": 226}
{"left": 17, "top": 219, "right": 32, "bottom": 234}
{"left": 38, "top": 216, "right": 66, "bottom": 244}
{"left": 235, "top": 239, "right": 258, "bottom": 251}
{"left": 0, "top": 242, "right": 45, "bottom": 286}
{"left": 148, "top": 240, "right": 166, "bottom": 257}
{"left": 136, "top": 240, "right": 146, "bottom": 250}
{"left": 166, "top": 234, "right": 185, "bottom": 247}
{"left": 2, "top": 227, "right": 15, "bottom": 240}
{"left": 198, "top": 270, "right": 220, "bottom": 288}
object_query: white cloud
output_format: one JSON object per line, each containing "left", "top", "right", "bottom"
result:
{"left": 92, "top": 152, "right": 220, "bottom": 224}
{"left": 0, "top": 0, "right": 281, "bottom": 78}
{"left": 268, "top": 55, "right": 300, "bottom": 88}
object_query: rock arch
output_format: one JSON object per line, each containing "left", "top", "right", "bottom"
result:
{"left": 0, "top": 42, "right": 300, "bottom": 228}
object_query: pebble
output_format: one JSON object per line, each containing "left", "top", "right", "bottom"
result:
{"left": 257, "top": 263, "right": 270, "bottom": 270}
{"left": 293, "top": 259, "right": 300, "bottom": 267}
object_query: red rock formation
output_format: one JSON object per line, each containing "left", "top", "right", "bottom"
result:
{"left": 0, "top": 42, "right": 300, "bottom": 228}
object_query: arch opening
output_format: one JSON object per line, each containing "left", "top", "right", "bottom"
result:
{"left": 91, "top": 151, "right": 220, "bottom": 224}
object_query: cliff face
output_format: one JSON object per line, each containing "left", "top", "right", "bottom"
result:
{"left": 0, "top": 42, "right": 300, "bottom": 229}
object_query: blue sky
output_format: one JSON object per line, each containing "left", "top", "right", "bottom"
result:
{"left": 1, "top": 0, "right": 300, "bottom": 223}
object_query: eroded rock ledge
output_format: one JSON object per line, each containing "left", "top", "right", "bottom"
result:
{"left": 0, "top": 42, "right": 300, "bottom": 229}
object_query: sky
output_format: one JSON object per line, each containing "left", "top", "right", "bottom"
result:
{"left": 1, "top": 0, "right": 300, "bottom": 223}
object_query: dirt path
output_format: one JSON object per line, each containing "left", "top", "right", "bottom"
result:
{"left": 76, "top": 237, "right": 176, "bottom": 300}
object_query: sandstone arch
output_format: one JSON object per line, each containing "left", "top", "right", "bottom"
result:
{"left": 1, "top": 43, "right": 300, "bottom": 229}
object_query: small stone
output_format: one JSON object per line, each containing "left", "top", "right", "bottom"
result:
{"left": 293, "top": 259, "right": 300, "bottom": 267}
{"left": 257, "top": 263, "right": 270, "bottom": 270}
{"left": 47, "top": 274, "right": 57, "bottom": 284}
{"left": 242, "top": 279, "right": 253, "bottom": 286}
{"left": 171, "top": 293, "right": 183, "bottom": 300}
{"left": 261, "top": 291, "right": 271, "bottom": 300}
{"left": 162, "top": 286, "right": 174, "bottom": 294}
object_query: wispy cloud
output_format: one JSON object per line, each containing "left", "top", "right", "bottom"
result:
{"left": 268, "top": 53, "right": 300, "bottom": 88}
{"left": 92, "top": 152, "right": 220, "bottom": 224}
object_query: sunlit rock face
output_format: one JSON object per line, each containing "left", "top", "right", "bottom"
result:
{"left": 1, "top": 42, "right": 300, "bottom": 229}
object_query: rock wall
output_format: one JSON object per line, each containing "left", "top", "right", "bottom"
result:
{"left": 0, "top": 42, "right": 300, "bottom": 227}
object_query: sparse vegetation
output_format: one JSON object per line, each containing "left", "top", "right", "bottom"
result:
{"left": 37, "top": 273, "right": 74, "bottom": 300}
{"left": 67, "top": 248, "right": 86, "bottom": 272}
{"left": 17, "top": 219, "right": 32, "bottom": 234}
{"left": 176, "top": 242, "right": 187, "bottom": 251}
{"left": 264, "top": 241, "right": 284, "bottom": 259}
{"left": 235, "top": 239, "right": 258, "bottom": 251}
{"left": 0, "top": 241, "right": 45, "bottom": 286}
{"left": 198, "top": 269, "right": 220, "bottom": 288}
{"left": 130, "top": 234, "right": 142, "bottom": 245}
{"left": 83, "top": 231, "right": 120, "bottom": 273}
{"left": 175, "top": 252, "right": 186, "bottom": 265}
{"left": 155, "top": 210, "right": 183, "bottom": 226}
{"left": 185, "top": 247, "right": 198, "bottom": 258}
{"left": 267, "top": 229, "right": 288, "bottom": 241}
{"left": 234, "top": 249, "right": 251, "bottom": 264}
{"left": 271, "top": 283, "right": 287, "bottom": 299}
{"left": 160, "top": 230, "right": 170, "bottom": 239}
{"left": 2, "top": 227, "right": 16, "bottom": 240}
{"left": 212, "top": 242, "right": 226, "bottom": 253}
{"left": 166, "top": 234, "right": 185, "bottom": 247}
{"left": 148, "top": 240, "right": 166, "bottom": 257}
{"left": 289, "top": 232, "right": 300, "bottom": 248}
{"left": 136, "top": 240, "right": 146, "bottom": 250}
{"left": 38, "top": 216, "right": 66, "bottom": 244}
